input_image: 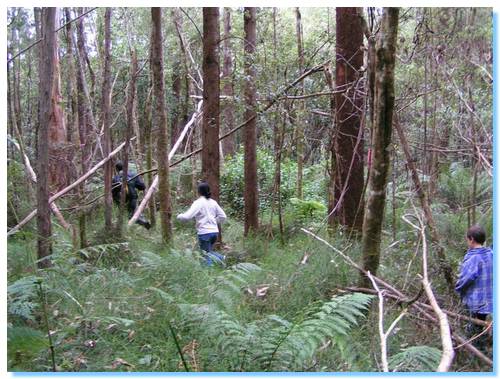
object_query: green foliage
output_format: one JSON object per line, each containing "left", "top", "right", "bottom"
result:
{"left": 389, "top": 345, "right": 442, "bottom": 372}
{"left": 289, "top": 197, "right": 327, "bottom": 221}
{"left": 78, "top": 242, "right": 132, "bottom": 265}
{"left": 220, "top": 149, "right": 327, "bottom": 217}
{"left": 179, "top": 292, "right": 373, "bottom": 371}
{"left": 7, "top": 326, "right": 48, "bottom": 368}
{"left": 7, "top": 276, "right": 41, "bottom": 322}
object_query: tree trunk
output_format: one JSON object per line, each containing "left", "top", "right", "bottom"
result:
{"left": 221, "top": 7, "right": 236, "bottom": 157}
{"left": 102, "top": 8, "right": 113, "bottom": 229}
{"left": 170, "top": 9, "right": 182, "bottom": 149}
{"left": 151, "top": 7, "right": 173, "bottom": 243}
{"left": 37, "top": 7, "right": 56, "bottom": 268}
{"left": 64, "top": 9, "right": 78, "bottom": 169}
{"left": 394, "top": 118, "right": 455, "bottom": 290}
{"left": 118, "top": 49, "right": 138, "bottom": 232}
{"left": 47, "top": 8, "right": 68, "bottom": 193}
{"left": 332, "top": 7, "right": 365, "bottom": 232}
{"left": 360, "top": 7, "right": 399, "bottom": 286}
{"left": 202, "top": 8, "right": 221, "bottom": 202}
{"left": 295, "top": 7, "right": 305, "bottom": 199}
{"left": 243, "top": 7, "right": 259, "bottom": 236}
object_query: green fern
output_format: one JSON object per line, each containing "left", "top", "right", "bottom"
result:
{"left": 7, "top": 276, "right": 42, "bottom": 321}
{"left": 78, "top": 242, "right": 130, "bottom": 264}
{"left": 7, "top": 326, "right": 48, "bottom": 362}
{"left": 209, "top": 263, "right": 262, "bottom": 309}
{"left": 178, "top": 292, "right": 373, "bottom": 371}
{"left": 388, "top": 345, "right": 441, "bottom": 372}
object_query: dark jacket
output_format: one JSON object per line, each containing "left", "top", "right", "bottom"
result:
{"left": 112, "top": 171, "right": 146, "bottom": 204}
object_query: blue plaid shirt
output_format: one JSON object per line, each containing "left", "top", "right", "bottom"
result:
{"left": 455, "top": 247, "right": 493, "bottom": 314}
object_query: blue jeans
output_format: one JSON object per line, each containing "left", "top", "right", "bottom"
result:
{"left": 198, "top": 233, "right": 218, "bottom": 253}
{"left": 198, "top": 233, "right": 224, "bottom": 266}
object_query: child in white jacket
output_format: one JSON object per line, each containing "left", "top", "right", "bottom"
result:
{"left": 177, "top": 182, "right": 227, "bottom": 265}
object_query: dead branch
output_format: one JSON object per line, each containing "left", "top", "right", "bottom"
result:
{"left": 403, "top": 206, "right": 454, "bottom": 371}
{"left": 7, "top": 139, "right": 132, "bottom": 236}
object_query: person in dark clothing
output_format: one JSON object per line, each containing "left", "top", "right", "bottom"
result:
{"left": 112, "top": 162, "right": 151, "bottom": 229}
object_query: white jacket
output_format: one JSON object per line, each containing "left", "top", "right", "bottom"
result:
{"left": 177, "top": 196, "right": 227, "bottom": 235}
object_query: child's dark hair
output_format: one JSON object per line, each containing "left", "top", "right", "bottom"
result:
{"left": 198, "top": 182, "right": 211, "bottom": 199}
{"left": 467, "top": 225, "right": 486, "bottom": 244}
{"left": 115, "top": 161, "right": 123, "bottom": 172}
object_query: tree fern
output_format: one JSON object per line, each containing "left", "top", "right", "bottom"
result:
{"left": 388, "top": 345, "right": 442, "bottom": 372}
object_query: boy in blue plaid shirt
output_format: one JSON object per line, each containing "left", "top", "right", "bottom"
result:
{"left": 455, "top": 225, "right": 493, "bottom": 349}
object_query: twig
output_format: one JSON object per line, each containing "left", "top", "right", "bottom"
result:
{"left": 168, "top": 321, "right": 189, "bottom": 372}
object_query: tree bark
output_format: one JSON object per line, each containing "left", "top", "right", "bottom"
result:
{"left": 332, "top": 7, "right": 365, "bottom": 232}
{"left": 102, "top": 8, "right": 113, "bottom": 229}
{"left": 37, "top": 7, "right": 56, "bottom": 268}
{"left": 243, "top": 7, "right": 259, "bottom": 236}
{"left": 202, "top": 8, "right": 221, "bottom": 202}
{"left": 151, "top": 8, "right": 173, "bottom": 243}
{"left": 46, "top": 8, "right": 68, "bottom": 193}
{"left": 221, "top": 7, "right": 236, "bottom": 157}
{"left": 118, "top": 49, "right": 138, "bottom": 232}
{"left": 360, "top": 7, "right": 399, "bottom": 286}
{"left": 295, "top": 7, "right": 305, "bottom": 199}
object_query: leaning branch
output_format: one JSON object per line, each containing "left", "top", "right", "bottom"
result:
{"left": 7, "top": 139, "right": 131, "bottom": 236}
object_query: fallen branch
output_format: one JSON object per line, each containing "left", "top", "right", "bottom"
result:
{"left": 367, "top": 271, "right": 407, "bottom": 372}
{"left": 128, "top": 101, "right": 203, "bottom": 225}
{"left": 404, "top": 207, "right": 454, "bottom": 371}
{"left": 7, "top": 139, "right": 132, "bottom": 236}
{"left": 9, "top": 136, "right": 70, "bottom": 230}
{"left": 301, "top": 228, "right": 492, "bottom": 367}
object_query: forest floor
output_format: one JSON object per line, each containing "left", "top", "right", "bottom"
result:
{"left": 7, "top": 205, "right": 492, "bottom": 372}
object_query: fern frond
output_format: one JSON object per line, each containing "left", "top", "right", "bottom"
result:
{"left": 7, "top": 276, "right": 42, "bottom": 321}
{"left": 79, "top": 242, "right": 130, "bottom": 264}
{"left": 389, "top": 345, "right": 441, "bottom": 372}
{"left": 7, "top": 326, "right": 47, "bottom": 358}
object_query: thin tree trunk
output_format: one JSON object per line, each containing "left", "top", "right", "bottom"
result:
{"left": 202, "top": 8, "right": 221, "bottom": 201}
{"left": 333, "top": 7, "right": 365, "bottom": 232}
{"left": 295, "top": 7, "right": 305, "bottom": 199}
{"left": 151, "top": 7, "right": 173, "bottom": 243}
{"left": 360, "top": 7, "right": 399, "bottom": 286}
{"left": 221, "top": 7, "right": 235, "bottom": 157}
{"left": 394, "top": 117, "right": 455, "bottom": 290}
{"left": 144, "top": 85, "right": 156, "bottom": 227}
{"left": 243, "top": 7, "right": 259, "bottom": 236}
{"left": 37, "top": 7, "right": 56, "bottom": 268}
{"left": 102, "top": 8, "right": 113, "bottom": 229}
{"left": 118, "top": 49, "right": 138, "bottom": 232}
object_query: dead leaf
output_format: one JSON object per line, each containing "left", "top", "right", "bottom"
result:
{"left": 106, "top": 323, "right": 118, "bottom": 333}
{"left": 256, "top": 286, "right": 270, "bottom": 298}
{"left": 127, "top": 330, "right": 136, "bottom": 341}
{"left": 110, "top": 357, "right": 135, "bottom": 370}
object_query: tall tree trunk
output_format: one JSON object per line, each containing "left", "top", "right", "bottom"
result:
{"left": 332, "top": 7, "right": 365, "bottom": 232}
{"left": 360, "top": 7, "right": 399, "bottom": 286}
{"left": 102, "top": 8, "right": 113, "bottom": 229}
{"left": 243, "top": 7, "right": 259, "bottom": 235}
{"left": 64, "top": 8, "right": 79, "bottom": 188}
{"left": 221, "top": 7, "right": 236, "bottom": 157}
{"left": 170, "top": 9, "right": 182, "bottom": 149}
{"left": 46, "top": 8, "right": 68, "bottom": 193}
{"left": 118, "top": 49, "right": 138, "bottom": 232}
{"left": 202, "top": 8, "right": 221, "bottom": 201}
{"left": 37, "top": 7, "right": 56, "bottom": 268}
{"left": 151, "top": 7, "right": 173, "bottom": 243}
{"left": 295, "top": 7, "right": 305, "bottom": 199}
